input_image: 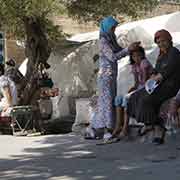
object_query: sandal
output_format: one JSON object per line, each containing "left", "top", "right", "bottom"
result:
{"left": 138, "top": 125, "right": 153, "bottom": 136}
{"left": 96, "top": 137, "right": 118, "bottom": 145}
{"left": 152, "top": 137, "right": 164, "bottom": 145}
{"left": 84, "top": 136, "right": 96, "bottom": 140}
{"left": 152, "top": 126, "right": 166, "bottom": 145}
{"left": 116, "top": 131, "right": 127, "bottom": 141}
{"left": 96, "top": 132, "right": 113, "bottom": 145}
{"left": 84, "top": 127, "right": 96, "bottom": 140}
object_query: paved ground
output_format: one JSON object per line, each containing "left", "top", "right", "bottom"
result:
{"left": 1, "top": 133, "right": 180, "bottom": 180}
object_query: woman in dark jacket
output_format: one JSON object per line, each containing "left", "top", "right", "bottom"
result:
{"left": 122, "top": 29, "right": 180, "bottom": 144}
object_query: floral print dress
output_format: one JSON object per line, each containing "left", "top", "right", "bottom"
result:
{"left": 90, "top": 37, "right": 128, "bottom": 129}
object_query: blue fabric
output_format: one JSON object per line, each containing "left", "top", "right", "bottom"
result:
{"left": 99, "top": 17, "right": 122, "bottom": 53}
{"left": 114, "top": 95, "right": 123, "bottom": 106}
{"left": 122, "top": 96, "right": 129, "bottom": 109}
{"left": 114, "top": 95, "right": 129, "bottom": 109}
{"left": 100, "top": 16, "right": 119, "bottom": 33}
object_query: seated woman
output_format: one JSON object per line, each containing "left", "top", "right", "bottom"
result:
{"left": 0, "top": 64, "right": 17, "bottom": 115}
{"left": 124, "top": 29, "right": 180, "bottom": 145}
{"left": 112, "top": 46, "right": 153, "bottom": 139}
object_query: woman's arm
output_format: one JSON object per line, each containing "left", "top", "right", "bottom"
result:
{"left": 100, "top": 38, "right": 129, "bottom": 62}
{"left": 2, "top": 86, "right": 12, "bottom": 111}
{"left": 142, "top": 70, "right": 149, "bottom": 84}
{"left": 150, "top": 73, "right": 163, "bottom": 83}
{"left": 141, "top": 60, "right": 153, "bottom": 84}
{"left": 133, "top": 71, "right": 139, "bottom": 89}
{"left": 156, "top": 49, "right": 180, "bottom": 81}
{"left": 128, "top": 84, "right": 138, "bottom": 93}
{"left": 128, "top": 67, "right": 138, "bottom": 93}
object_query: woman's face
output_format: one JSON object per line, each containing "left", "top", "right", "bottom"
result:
{"left": 132, "top": 51, "right": 143, "bottom": 64}
{"left": 156, "top": 37, "right": 171, "bottom": 52}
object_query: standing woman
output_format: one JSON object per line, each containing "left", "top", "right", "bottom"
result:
{"left": 93, "top": 16, "right": 140, "bottom": 141}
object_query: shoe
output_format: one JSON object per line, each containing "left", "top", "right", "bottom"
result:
{"left": 103, "top": 132, "right": 112, "bottom": 141}
{"left": 152, "top": 125, "right": 166, "bottom": 145}
{"left": 138, "top": 125, "right": 153, "bottom": 136}
{"left": 84, "top": 127, "right": 96, "bottom": 140}
{"left": 152, "top": 137, "right": 164, "bottom": 145}
{"left": 116, "top": 131, "right": 127, "bottom": 141}
{"left": 96, "top": 133, "right": 113, "bottom": 145}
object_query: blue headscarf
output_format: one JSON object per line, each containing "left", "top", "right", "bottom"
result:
{"left": 100, "top": 16, "right": 119, "bottom": 33}
{"left": 100, "top": 16, "right": 122, "bottom": 53}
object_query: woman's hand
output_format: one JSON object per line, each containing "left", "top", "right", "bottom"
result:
{"left": 128, "top": 86, "right": 137, "bottom": 93}
{"left": 128, "top": 42, "right": 141, "bottom": 52}
{"left": 150, "top": 73, "right": 163, "bottom": 83}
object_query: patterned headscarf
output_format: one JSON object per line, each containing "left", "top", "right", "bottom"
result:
{"left": 100, "top": 16, "right": 122, "bottom": 53}
{"left": 154, "top": 29, "right": 172, "bottom": 43}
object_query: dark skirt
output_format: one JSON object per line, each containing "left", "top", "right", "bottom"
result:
{"left": 127, "top": 82, "right": 180, "bottom": 126}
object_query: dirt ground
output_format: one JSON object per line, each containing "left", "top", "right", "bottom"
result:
{"left": 1, "top": 132, "right": 180, "bottom": 180}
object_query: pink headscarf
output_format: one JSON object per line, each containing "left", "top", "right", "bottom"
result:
{"left": 154, "top": 29, "right": 172, "bottom": 43}
{"left": 154, "top": 29, "right": 173, "bottom": 58}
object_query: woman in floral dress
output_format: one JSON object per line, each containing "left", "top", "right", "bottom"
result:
{"left": 90, "top": 16, "right": 140, "bottom": 140}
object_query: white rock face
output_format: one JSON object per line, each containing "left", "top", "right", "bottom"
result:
{"left": 48, "top": 12, "right": 180, "bottom": 120}
{"left": 71, "top": 98, "right": 90, "bottom": 134}
{"left": 48, "top": 41, "right": 99, "bottom": 118}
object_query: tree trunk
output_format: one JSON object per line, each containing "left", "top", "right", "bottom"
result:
{"left": 20, "top": 16, "right": 51, "bottom": 105}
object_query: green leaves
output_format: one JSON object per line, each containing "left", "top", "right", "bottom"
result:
{"left": 0, "top": 0, "right": 65, "bottom": 42}
{"left": 0, "top": 0, "right": 159, "bottom": 45}
{"left": 62, "top": 0, "right": 159, "bottom": 23}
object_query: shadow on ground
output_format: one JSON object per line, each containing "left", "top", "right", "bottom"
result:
{"left": 1, "top": 132, "right": 180, "bottom": 180}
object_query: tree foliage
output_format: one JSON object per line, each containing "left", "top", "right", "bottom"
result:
{"left": 0, "top": 0, "right": 159, "bottom": 41}
{"left": 0, "top": 0, "right": 66, "bottom": 104}
{"left": 62, "top": 0, "right": 159, "bottom": 23}
{"left": 0, "top": 0, "right": 65, "bottom": 42}
{"left": 0, "top": 0, "right": 159, "bottom": 105}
